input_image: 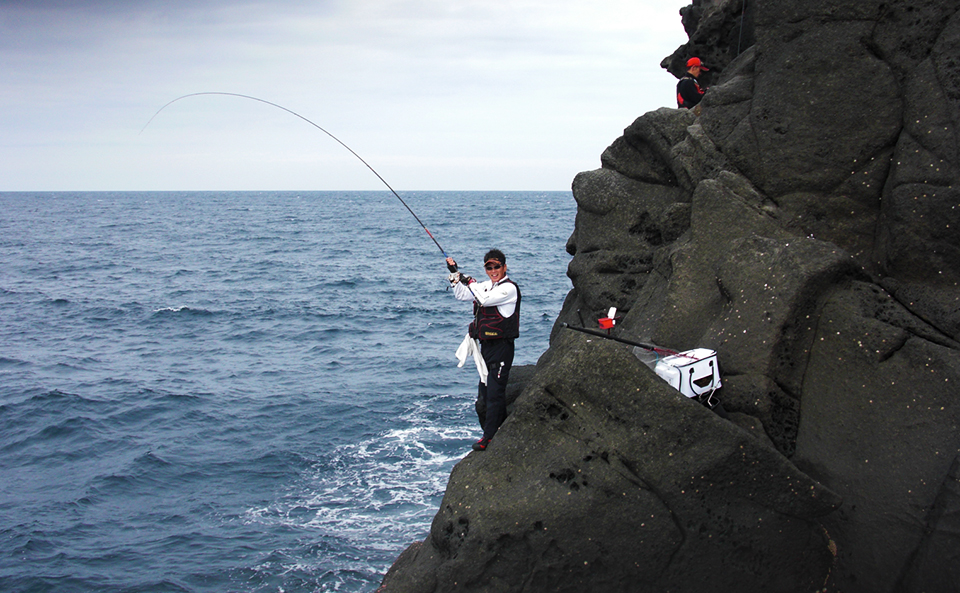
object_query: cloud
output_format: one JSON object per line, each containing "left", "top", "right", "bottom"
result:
{"left": 0, "top": 0, "right": 690, "bottom": 190}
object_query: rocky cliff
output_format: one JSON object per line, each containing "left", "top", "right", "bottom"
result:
{"left": 380, "top": 1, "right": 960, "bottom": 591}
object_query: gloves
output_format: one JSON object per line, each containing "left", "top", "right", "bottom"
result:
{"left": 448, "top": 272, "right": 475, "bottom": 285}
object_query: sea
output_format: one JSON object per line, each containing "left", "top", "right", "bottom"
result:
{"left": 0, "top": 190, "right": 576, "bottom": 593}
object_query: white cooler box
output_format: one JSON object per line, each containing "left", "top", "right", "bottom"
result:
{"left": 654, "top": 348, "right": 721, "bottom": 399}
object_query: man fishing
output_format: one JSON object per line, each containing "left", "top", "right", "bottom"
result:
{"left": 446, "top": 250, "right": 520, "bottom": 452}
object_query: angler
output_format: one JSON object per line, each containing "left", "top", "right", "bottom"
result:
{"left": 676, "top": 57, "right": 709, "bottom": 111}
{"left": 447, "top": 250, "right": 521, "bottom": 452}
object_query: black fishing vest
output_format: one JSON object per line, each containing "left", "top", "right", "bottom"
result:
{"left": 677, "top": 75, "right": 704, "bottom": 108}
{"left": 469, "top": 279, "right": 521, "bottom": 341}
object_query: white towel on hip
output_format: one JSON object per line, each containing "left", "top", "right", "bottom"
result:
{"left": 455, "top": 333, "right": 487, "bottom": 385}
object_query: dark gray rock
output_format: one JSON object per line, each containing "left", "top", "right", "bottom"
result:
{"left": 900, "top": 453, "right": 960, "bottom": 592}
{"left": 560, "top": 167, "right": 687, "bottom": 326}
{"left": 729, "top": 23, "right": 902, "bottom": 199}
{"left": 792, "top": 281, "right": 960, "bottom": 593}
{"left": 601, "top": 107, "right": 695, "bottom": 187}
{"left": 381, "top": 1, "right": 960, "bottom": 591}
{"left": 662, "top": 0, "right": 758, "bottom": 86}
{"left": 381, "top": 336, "right": 841, "bottom": 593}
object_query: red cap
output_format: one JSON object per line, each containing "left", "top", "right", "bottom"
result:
{"left": 686, "top": 57, "right": 709, "bottom": 70}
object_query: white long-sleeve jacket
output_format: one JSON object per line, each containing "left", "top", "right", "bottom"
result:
{"left": 451, "top": 276, "right": 518, "bottom": 318}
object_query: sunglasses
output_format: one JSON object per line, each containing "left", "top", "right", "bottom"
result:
{"left": 484, "top": 262, "right": 503, "bottom": 270}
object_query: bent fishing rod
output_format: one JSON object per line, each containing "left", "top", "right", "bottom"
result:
{"left": 140, "top": 91, "right": 458, "bottom": 271}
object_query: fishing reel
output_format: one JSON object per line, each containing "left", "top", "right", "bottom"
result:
{"left": 448, "top": 271, "right": 474, "bottom": 286}
{"left": 445, "top": 257, "right": 472, "bottom": 288}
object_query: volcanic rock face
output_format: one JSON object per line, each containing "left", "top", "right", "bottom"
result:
{"left": 381, "top": 1, "right": 960, "bottom": 592}
{"left": 382, "top": 339, "right": 840, "bottom": 593}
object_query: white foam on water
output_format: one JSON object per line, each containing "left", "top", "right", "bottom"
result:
{"left": 244, "top": 393, "right": 475, "bottom": 551}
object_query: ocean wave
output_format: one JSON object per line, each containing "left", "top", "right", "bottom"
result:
{"left": 0, "top": 574, "right": 193, "bottom": 593}
{"left": 35, "top": 416, "right": 102, "bottom": 442}
{"left": 87, "top": 451, "right": 176, "bottom": 496}
{"left": 242, "top": 410, "right": 472, "bottom": 547}
{"left": 101, "top": 390, "right": 202, "bottom": 428}
{"left": 150, "top": 306, "right": 216, "bottom": 317}
{"left": 28, "top": 389, "right": 98, "bottom": 408}
{"left": 42, "top": 359, "right": 100, "bottom": 375}
{"left": 319, "top": 279, "right": 359, "bottom": 289}
{"left": 0, "top": 356, "right": 30, "bottom": 369}
{"left": 10, "top": 535, "right": 58, "bottom": 558}
{"left": 0, "top": 414, "right": 108, "bottom": 462}
{"left": 133, "top": 449, "right": 174, "bottom": 469}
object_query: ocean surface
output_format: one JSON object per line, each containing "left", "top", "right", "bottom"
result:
{"left": 0, "top": 191, "right": 576, "bottom": 592}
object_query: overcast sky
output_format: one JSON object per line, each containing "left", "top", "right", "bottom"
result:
{"left": 1, "top": 0, "right": 690, "bottom": 191}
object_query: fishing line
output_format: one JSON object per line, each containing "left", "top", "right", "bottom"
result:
{"left": 140, "top": 92, "right": 455, "bottom": 267}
